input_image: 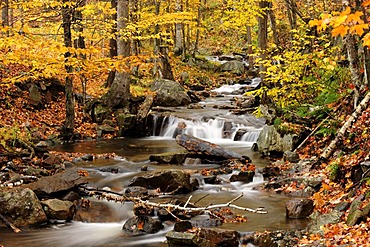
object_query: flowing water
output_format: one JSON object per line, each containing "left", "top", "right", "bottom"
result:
{"left": 0, "top": 82, "right": 309, "bottom": 247}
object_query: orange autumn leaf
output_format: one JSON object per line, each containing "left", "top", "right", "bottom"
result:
{"left": 350, "top": 24, "right": 369, "bottom": 36}
{"left": 332, "top": 26, "right": 349, "bottom": 37}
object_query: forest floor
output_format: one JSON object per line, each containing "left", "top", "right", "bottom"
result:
{"left": 1, "top": 77, "right": 370, "bottom": 246}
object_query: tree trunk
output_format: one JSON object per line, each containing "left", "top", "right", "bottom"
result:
{"left": 153, "top": 0, "right": 160, "bottom": 78}
{"left": 106, "top": 0, "right": 118, "bottom": 88}
{"left": 192, "top": 0, "right": 202, "bottom": 58}
{"left": 104, "top": 0, "right": 131, "bottom": 111}
{"left": 258, "top": 1, "right": 268, "bottom": 83}
{"left": 246, "top": 25, "right": 254, "bottom": 69}
{"left": 268, "top": 2, "right": 279, "bottom": 47}
{"left": 62, "top": 0, "right": 75, "bottom": 139}
{"left": 1, "top": 0, "right": 9, "bottom": 27}
{"left": 320, "top": 91, "right": 370, "bottom": 161}
{"left": 174, "top": 0, "right": 183, "bottom": 56}
{"left": 345, "top": 34, "right": 363, "bottom": 108}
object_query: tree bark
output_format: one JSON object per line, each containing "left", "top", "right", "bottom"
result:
{"left": 246, "top": 25, "right": 254, "bottom": 69}
{"left": 106, "top": 0, "right": 118, "bottom": 88}
{"left": 174, "top": 0, "right": 183, "bottom": 56}
{"left": 258, "top": 1, "right": 268, "bottom": 83}
{"left": 62, "top": 0, "right": 75, "bottom": 139}
{"left": 268, "top": 2, "right": 279, "bottom": 47}
{"left": 345, "top": 34, "right": 363, "bottom": 108}
{"left": 104, "top": 0, "right": 131, "bottom": 110}
{"left": 320, "top": 91, "right": 370, "bottom": 161}
{"left": 1, "top": 0, "right": 9, "bottom": 27}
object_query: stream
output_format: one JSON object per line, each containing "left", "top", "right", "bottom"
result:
{"left": 0, "top": 81, "right": 309, "bottom": 247}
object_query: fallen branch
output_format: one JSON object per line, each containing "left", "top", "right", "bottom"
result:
{"left": 80, "top": 186, "right": 268, "bottom": 214}
{"left": 320, "top": 91, "right": 370, "bottom": 161}
{"left": 0, "top": 213, "right": 21, "bottom": 233}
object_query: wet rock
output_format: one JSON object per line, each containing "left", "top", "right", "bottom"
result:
{"left": 346, "top": 195, "right": 370, "bottom": 226}
{"left": 174, "top": 221, "right": 192, "bottom": 232}
{"left": 256, "top": 126, "right": 298, "bottom": 156}
{"left": 230, "top": 171, "right": 255, "bottom": 183}
{"left": 81, "top": 154, "right": 94, "bottom": 161}
{"left": 287, "top": 187, "right": 316, "bottom": 197}
{"left": 261, "top": 165, "right": 281, "bottom": 177}
{"left": 133, "top": 204, "right": 154, "bottom": 216}
{"left": 149, "top": 151, "right": 188, "bottom": 165}
{"left": 172, "top": 122, "right": 187, "bottom": 138}
{"left": 124, "top": 186, "right": 148, "bottom": 197}
{"left": 166, "top": 228, "right": 239, "bottom": 247}
{"left": 219, "top": 60, "right": 245, "bottom": 74}
{"left": 285, "top": 198, "right": 314, "bottom": 219}
{"left": 74, "top": 199, "right": 124, "bottom": 223}
{"left": 151, "top": 79, "right": 191, "bottom": 107}
{"left": 187, "top": 103, "right": 204, "bottom": 109}
{"left": 166, "top": 231, "right": 202, "bottom": 246}
{"left": 243, "top": 230, "right": 302, "bottom": 247}
{"left": 97, "top": 124, "right": 116, "bottom": 134}
{"left": 41, "top": 198, "right": 76, "bottom": 221}
{"left": 128, "top": 170, "right": 198, "bottom": 194}
{"left": 122, "top": 215, "right": 163, "bottom": 235}
{"left": 235, "top": 95, "right": 257, "bottom": 108}
{"left": 176, "top": 134, "right": 244, "bottom": 160}
{"left": 183, "top": 158, "right": 202, "bottom": 166}
{"left": 0, "top": 187, "right": 47, "bottom": 227}
{"left": 42, "top": 154, "right": 63, "bottom": 169}
{"left": 283, "top": 151, "right": 300, "bottom": 163}
{"left": 24, "top": 167, "right": 87, "bottom": 198}
{"left": 203, "top": 175, "right": 221, "bottom": 184}
{"left": 308, "top": 210, "right": 343, "bottom": 234}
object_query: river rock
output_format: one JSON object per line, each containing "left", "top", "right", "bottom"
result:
{"left": 0, "top": 187, "right": 47, "bottom": 227}
{"left": 124, "top": 186, "right": 149, "bottom": 197}
{"left": 122, "top": 215, "right": 163, "bottom": 235}
{"left": 74, "top": 199, "right": 125, "bottom": 223}
{"left": 166, "top": 228, "right": 240, "bottom": 247}
{"left": 24, "top": 167, "right": 87, "bottom": 198}
{"left": 286, "top": 198, "right": 314, "bottom": 219}
{"left": 176, "top": 134, "right": 243, "bottom": 160}
{"left": 41, "top": 198, "right": 76, "bottom": 221}
{"left": 235, "top": 95, "right": 257, "bottom": 108}
{"left": 283, "top": 151, "right": 300, "bottom": 163}
{"left": 151, "top": 79, "right": 191, "bottom": 107}
{"left": 230, "top": 171, "right": 255, "bottom": 183}
{"left": 149, "top": 151, "right": 188, "bottom": 165}
{"left": 218, "top": 60, "right": 245, "bottom": 74}
{"left": 346, "top": 195, "right": 370, "bottom": 226}
{"left": 256, "top": 125, "right": 298, "bottom": 156}
{"left": 308, "top": 210, "right": 343, "bottom": 234}
{"left": 128, "top": 170, "right": 198, "bottom": 194}
{"left": 174, "top": 221, "right": 193, "bottom": 232}
{"left": 42, "top": 154, "right": 63, "bottom": 169}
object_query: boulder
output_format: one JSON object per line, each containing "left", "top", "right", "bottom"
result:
{"left": 74, "top": 199, "right": 126, "bottom": 223}
{"left": 128, "top": 170, "right": 198, "bottom": 194}
{"left": 235, "top": 96, "right": 257, "bottom": 108}
{"left": 256, "top": 126, "right": 298, "bottom": 156}
{"left": 41, "top": 198, "right": 75, "bottom": 221}
{"left": 308, "top": 210, "right": 343, "bottom": 234}
{"left": 166, "top": 228, "right": 240, "bottom": 247}
{"left": 283, "top": 151, "right": 300, "bottom": 163}
{"left": 149, "top": 151, "right": 188, "bottom": 165}
{"left": 346, "top": 195, "right": 370, "bottom": 226}
{"left": 151, "top": 79, "right": 191, "bottom": 107}
{"left": 286, "top": 198, "right": 314, "bottom": 219}
{"left": 230, "top": 171, "right": 255, "bottom": 183}
{"left": 0, "top": 188, "right": 47, "bottom": 226}
{"left": 122, "top": 215, "right": 163, "bottom": 235}
{"left": 28, "top": 84, "right": 42, "bottom": 107}
{"left": 219, "top": 60, "right": 245, "bottom": 74}
{"left": 176, "top": 134, "right": 244, "bottom": 160}
{"left": 24, "top": 167, "right": 87, "bottom": 198}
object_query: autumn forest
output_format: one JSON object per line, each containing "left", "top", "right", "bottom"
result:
{"left": 1, "top": 0, "right": 370, "bottom": 246}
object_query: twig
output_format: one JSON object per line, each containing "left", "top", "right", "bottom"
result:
{"left": 193, "top": 194, "right": 209, "bottom": 205}
{"left": 0, "top": 214, "right": 21, "bottom": 233}
{"left": 184, "top": 195, "right": 192, "bottom": 208}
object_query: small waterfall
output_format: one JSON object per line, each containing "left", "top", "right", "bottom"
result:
{"left": 153, "top": 115, "right": 261, "bottom": 143}
{"left": 240, "top": 130, "right": 261, "bottom": 142}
